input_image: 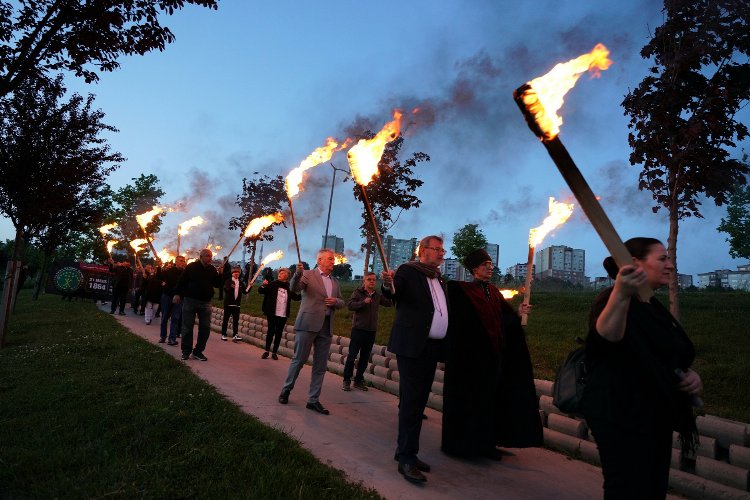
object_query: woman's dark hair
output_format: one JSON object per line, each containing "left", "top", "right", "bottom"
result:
{"left": 602, "top": 237, "right": 663, "bottom": 279}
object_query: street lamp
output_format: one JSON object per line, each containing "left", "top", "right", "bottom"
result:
{"left": 323, "top": 162, "right": 349, "bottom": 248}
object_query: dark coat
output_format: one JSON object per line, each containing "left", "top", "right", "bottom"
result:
{"left": 175, "top": 261, "right": 221, "bottom": 301}
{"left": 258, "top": 279, "right": 301, "bottom": 318}
{"left": 222, "top": 277, "right": 247, "bottom": 307}
{"left": 112, "top": 264, "right": 133, "bottom": 291}
{"left": 144, "top": 269, "right": 163, "bottom": 303}
{"left": 383, "top": 264, "right": 447, "bottom": 360}
{"left": 441, "top": 280, "right": 543, "bottom": 457}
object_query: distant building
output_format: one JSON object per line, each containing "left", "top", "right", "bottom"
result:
{"left": 535, "top": 245, "right": 586, "bottom": 285}
{"left": 321, "top": 235, "right": 344, "bottom": 254}
{"left": 699, "top": 265, "right": 750, "bottom": 291}
{"left": 677, "top": 273, "right": 693, "bottom": 289}
{"left": 441, "top": 258, "right": 472, "bottom": 282}
{"left": 592, "top": 276, "right": 614, "bottom": 290}
{"left": 372, "top": 235, "right": 418, "bottom": 275}
{"left": 505, "top": 263, "right": 535, "bottom": 282}
{"left": 485, "top": 243, "right": 500, "bottom": 270}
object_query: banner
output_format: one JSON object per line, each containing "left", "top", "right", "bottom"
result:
{"left": 46, "top": 261, "right": 113, "bottom": 299}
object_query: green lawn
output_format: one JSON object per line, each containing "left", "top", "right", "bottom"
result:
{"left": 0, "top": 292, "right": 381, "bottom": 499}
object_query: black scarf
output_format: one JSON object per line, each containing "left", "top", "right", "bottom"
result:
{"left": 403, "top": 261, "right": 441, "bottom": 279}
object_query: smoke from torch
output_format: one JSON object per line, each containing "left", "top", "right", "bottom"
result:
{"left": 347, "top": 110, "right": 403, "bottom": 273}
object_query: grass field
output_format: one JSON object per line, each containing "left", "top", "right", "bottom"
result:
{"left": 0, "top": 292, "right": 381, "bottom": 499}
{"left": 232, "top": 284, "right": 750, "bottom": 423}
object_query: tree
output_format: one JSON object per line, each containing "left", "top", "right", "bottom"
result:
{"left": 109, "top": 174, "right": 165, "bottom": 251}
{"left": 0, "top": 0, "right": 219, "bottom": 97}
{"left": 332, "top": 263, "right": 352, "bottom": 281}
{"left": 621, "top": 0, "right": 750, "bottom": 318}
{"left": 352, "top": 136, "right": 429, "bottom": 273}
{"left": 450, "top": 224, "right": 488, "bottom": 264}
{"left": 717, "top": 183, "right": 750, "bottom": 259}
{"left": 229, "top": 174, "right": 287, "bottom": 266}
{"left": 0, "top": 73, "right": 122, "bottom": 346}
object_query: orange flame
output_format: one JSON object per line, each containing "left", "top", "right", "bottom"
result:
{"left": 244, "top": 212, "right": 284, "bottom": 238}
{"left": 521, "top": 44, "right": 612, "bottom": 140}
{"left": 106, "top": 240, "right": 117, "bottom": 253}
{"left": 157, "top": 248, "right": 174, "bottom": 263}
{"left": 130, "top": 239, "right": 148, "bottom": 253}
{"left": 178, "top": 216, "right": 204, "bottom": 235}
{"left": 347, "top": 110, "right": 403, "bottom": 186}
{"left": 285, "top": 137, "right": 344, "bottom": 198}
{"left": 261, "top": 250, "right": 284, "bottom": 266}
{"left": 529, "top": 197, "right": 575, "bottom": 247}
{"left": 334, "top": 254, "right": 348, "bottom": 265}
{"left": 136, "top": 206, "right": 164, "bottom": 230}
{"left": 498, "top": 289, "right": 519, "bottom": 300}
{"left": 214, "top": 245, "right": 222, "bottom": 251}
{"left": 99, "top": 223, "right": 118, "bottom": 236}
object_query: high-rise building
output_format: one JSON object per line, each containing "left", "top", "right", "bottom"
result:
{"left": 372, "top": 235, "right": 418, "bottom": 275}
{"left": 321, "top": 235, "right": 344, "bottom": 254}
{"left": 535, "top": 245, "right": 586, "bottom": 285}
{"left": 485, "top": 243, "right": 500, "bottom": 269}
{"left": 441, "top": 258, "right": 472, "bottom": 281}
{"left": 505, "top": 263, "right": 534, "bottom": 281}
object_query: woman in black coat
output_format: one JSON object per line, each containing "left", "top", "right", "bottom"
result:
{"left": 258, "top": 268, "right": 300, "bottom": 359}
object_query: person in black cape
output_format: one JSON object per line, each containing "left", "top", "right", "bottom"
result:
{"left": 442, "top": 248, "right": 543, "bottom": 460}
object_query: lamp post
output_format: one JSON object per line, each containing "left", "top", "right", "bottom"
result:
{"left": 323, "top": 162, "right": 349, "bottom": 247}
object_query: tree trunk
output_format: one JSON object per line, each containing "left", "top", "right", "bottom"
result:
{"left": 667, "top": 206, "right": 680, "bottom": 320}
{"left": 0, "top": 229, "right": 24, "bottom": 348}
{"left": 32, "top": 252, "right": 50, "bottom": 300}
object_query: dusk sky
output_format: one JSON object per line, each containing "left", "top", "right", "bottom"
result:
{"left": 2, "top": 0, "right": 748, "bottom": 279}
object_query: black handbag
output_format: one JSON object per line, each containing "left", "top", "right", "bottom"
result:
{"left": 552, "top": 339, "right": 587, "bottom": 416}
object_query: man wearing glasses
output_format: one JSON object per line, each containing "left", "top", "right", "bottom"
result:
{"left": 381, "top": 235, "right": 448, "bottom": 484}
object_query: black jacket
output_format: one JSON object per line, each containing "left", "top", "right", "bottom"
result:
{"left": 223, "top": 277, "right": 247, "bottom": 307}
{"left": 258, "top": 280, "right": 300, "bottom": 318}
{"left": 175, "top": 261, "right": 221, "bottom": 301}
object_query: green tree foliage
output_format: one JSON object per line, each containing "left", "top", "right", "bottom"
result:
{"left": 332, "top": 263, "right": 352, "bottom": 281}
{"left": 0, "top": 0, "right": 219, "bottom": 97}
{"left": 621, "top": 0, "right": 750, "bottom": 317}
{"left": 450, "top": 224, "right": 488, "bottom": 264}
{"left": 229, "top": 174, "right": 287, "bottom": 264}
{"left": 109, "top": 174, "right": 165, "bottom": 250}
{"left": 717, "top": 184, "right": 750, "bottom": 259}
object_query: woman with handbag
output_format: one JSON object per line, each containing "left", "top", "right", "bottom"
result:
{"left": 582, "top": 237, "right": 703, "bottom": 499}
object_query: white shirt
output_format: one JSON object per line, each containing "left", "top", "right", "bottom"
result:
{"left": 427, "top": 276, "right": 448, "bottom": 339}
{"left": 275, "top": 287, "right": 288, "bottom": 318}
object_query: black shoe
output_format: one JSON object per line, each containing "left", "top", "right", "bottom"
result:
{"left": 278, "top": 390, "right": 290, "bottom": 404}
{"left": 118, "top": 312, "right": 126, "bottom": 316}
{"left": 261, "top": 351, "right": 269, "bottom": 359}
{"left": 158, "top": 338, "right": 165, "bottom": 343}
{"left": 167, "top": 340, "right": 178, "bottom": 346}
{"left": 398, "top": 463, "right": 427, "bottom": 483}
{"left": 192, "top": 352, "right": 207, "bottom": 361}
{"left": 353, "top": 380, "right": 368, "bottom": 391}
{"left": 109, "top": 310, "right": 115, "bottom": 314}
{"left": 393, "top": 454, "right": 430, "bottom": 472}
{"left": 181, "top": 353, "right": 190, "bottom": 360}
{"left": 483, "top": 448, "right": 504, "bottom": 461}
{"left": 343, "top": 380, "right": 351, "bottom": 391}
{"left": 306, "top": 401, "right": 330, "bottom": 415}
{"left": 272, "top": 353, "right": 278, "bottom": 360}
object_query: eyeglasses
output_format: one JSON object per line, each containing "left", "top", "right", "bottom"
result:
{"left": 423, "top": 246, "right": 446, "bottom": 254}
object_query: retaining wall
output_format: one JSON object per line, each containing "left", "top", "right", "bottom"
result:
{"left": 210, "top": 309, "right": 750, "bottom": 499}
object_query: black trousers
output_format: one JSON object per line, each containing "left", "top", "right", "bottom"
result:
{"left": 395, "top": 339, "right": 442, "bottom": 466}
{"left": 110, "top": 288, "right": 128, "bottom": 313}
{"left": 343, "top": 328, "right": 376, "bottom": 382}
{"left": 221, "top": 306, "right": 240, "bottom": 336}
{"left": 264, "top": 315, "right": 287, "bottom": 353}
{"left": 587, "top": 415, "right": 673, "bottom": 499}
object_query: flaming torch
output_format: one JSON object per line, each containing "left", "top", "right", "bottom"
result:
{"left": 99, "top": 223, "right": 119, "bottom": 257}
{"left": 135, "top": 206, "right": 163, "bottom": 262}
{"left": 521, "top": 197, "right": 575, "bottom": 325}
{"left": 129, "top": 239, "right": 148, "bottom": 270}
{"left": 512, "top": 44, "right": 652, "bottom": 300}
{"left": 347, "top": 110, "right": 403, "bottom": 273}
{"left": 247, "top": 250, "right": 285, "bottom": 290}
{"left": 285, "top": 137, "right": 344, "bottom": 263}
{"left": 499, "top": 289, "right": 519, "bottom": 300}
{"left": 106, "top": 240, "right": 117, "bottom": 256}
{"left": 176, "top": 216, "right": 204, "bottom": 256}
{"left": 225, "top": 212, "right": 284, "bottom": 262}
{"left": 334, "top": 254, "right": 347, "bottom": 265}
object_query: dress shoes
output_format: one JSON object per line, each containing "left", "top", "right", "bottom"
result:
{"left": 278, "top": 390, "right": 290, "bottom": 404}
{"left": 305, "top": 401, "right": 330, "bottom": 415}
{"left": 398, "top": 463, "right": 427, "bottom": 483}
{"left": 393, "top": 454, "right": 430, "bottom": 472}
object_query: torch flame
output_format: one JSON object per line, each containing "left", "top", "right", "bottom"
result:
{"left": 529, "top": 197, "right": 575, "bottom": 247}
{"left": 106, "top": 240, "right": 117, "bottom": 253}
{"left": 498, "top": 289, "right": 519, "bottom": 300}
{"left": 99, "top": 223, "right": 118, "bottom": 236}
{"left": 157, "top": 248, "right": 174, "bottom": 263}
{"left": 244, "top": 212, "right": 284, "bottom": 238}
{"left": 347, "top": 110, "right": 403, "bottom": 186}
{"left": 136, "top": 206, "right": 164, "bottom": 230}
{"left": 334, "top": 254, "right": 348, "bottom": 265}
{"left": 285, "top": 137, "right": 343, "bottom": 198}
{"left": 215, "top": 245, "right": 222, "bottom": 251}
{"left": 178, "top": 216, "right": 204, "bottom": 235}
{"left": 261, "top": 250, "right": 284, "bottom": 266}
{"left": 521, "top": 44, "right": 612, "bottom": 140}
{"left": 130, "top": 239, "right": 148, "bottom": 253}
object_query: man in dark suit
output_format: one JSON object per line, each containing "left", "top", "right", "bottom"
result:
{"left": 381, "top": 235, "right": 448, "bottom": 484}
{"left": 278, "top": 249, "right": 344, "bottom": 415}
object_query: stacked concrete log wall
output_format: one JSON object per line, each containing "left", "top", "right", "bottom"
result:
{"left": 210, "top": 310, "right": 750, "bottom": 499}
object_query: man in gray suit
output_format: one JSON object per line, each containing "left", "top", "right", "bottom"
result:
{"left": 278, "top": 248, "right": 345, "bottom": 415}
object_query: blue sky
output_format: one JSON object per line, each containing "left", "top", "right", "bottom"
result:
{"left": 2, "top": 0, "right": 747, "bottom": 279}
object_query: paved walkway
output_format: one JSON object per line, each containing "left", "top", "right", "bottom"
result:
{"left": 104, "top": 304, "right": 607, "bottom": 499}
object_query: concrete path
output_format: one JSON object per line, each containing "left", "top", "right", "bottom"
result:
{"left": 104, "top": 305, "right": 608, "bottom": 499}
